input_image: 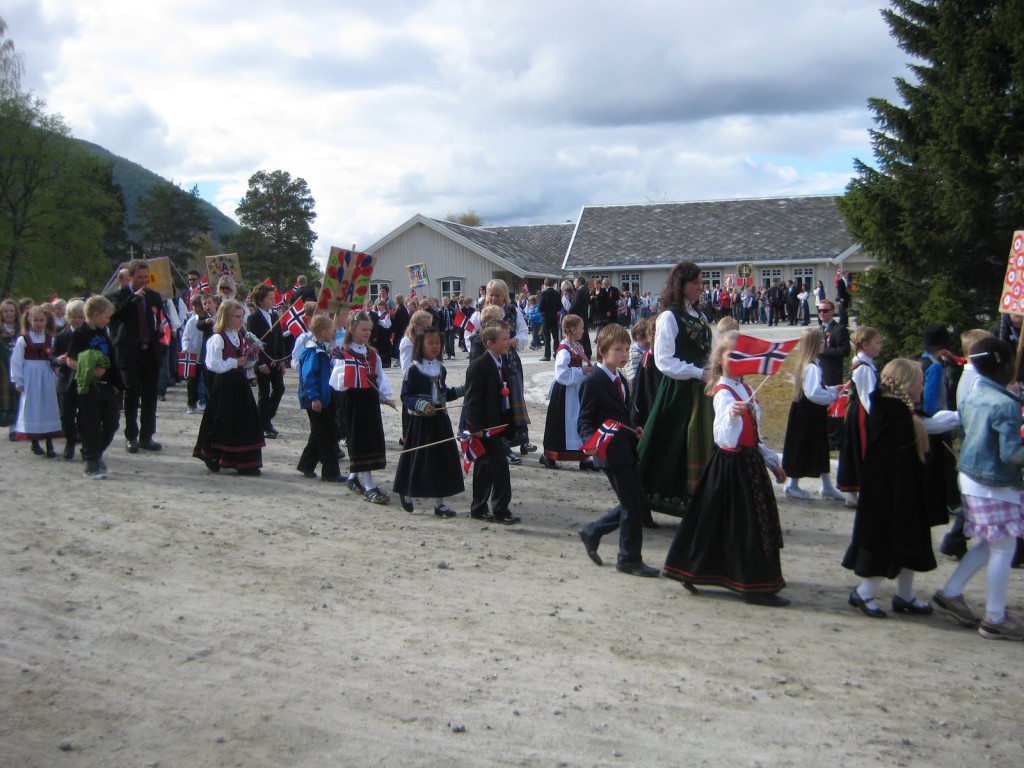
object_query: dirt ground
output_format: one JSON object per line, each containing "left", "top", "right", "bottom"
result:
{"left": 2, "top": 337, "right": 1022, "bottom": 768}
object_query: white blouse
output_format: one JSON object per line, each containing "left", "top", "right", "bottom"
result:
{"left": 205, "top": 331, "right": 257, "bottom": 374}
{"left": 801, "top": 362, "right": 837, "bottom": 406}
{"left": 712, "top": 377, "right": 780, "bottom": 468}
{"left": 329, "top": 342, "right": 394, "bottom": 401}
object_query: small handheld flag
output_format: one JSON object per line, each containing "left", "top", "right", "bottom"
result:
{"left": 457, "top": 426, "right": 508, "bottom": 473}
{"left": 727, "top": 335, "right": 799, "bottom": 377}
{"left": 580, "top": 420, "right": 625, "bottom": 460}
{"left": 177, "top": 352, "right": 198, "bottom": 379}
{"left": 280, "top": 299, "right": 308, "bottom": 338}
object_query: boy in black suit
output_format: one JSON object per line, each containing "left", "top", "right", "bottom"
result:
{"left": 247, "top": 284, "right": 288, "bottom": 439}
{"left": 577, "top": 324, "right": 658, "bottom": 576}
{"left": 463, "top": 323, "right": 520, "bottom": 525}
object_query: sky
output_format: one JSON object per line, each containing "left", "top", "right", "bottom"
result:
{"left": 4, "top": 0, "right": 908, "bottom": 263}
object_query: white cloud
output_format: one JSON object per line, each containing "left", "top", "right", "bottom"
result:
{"left": 3, "top": 0, "right": 905, "bottom": 263}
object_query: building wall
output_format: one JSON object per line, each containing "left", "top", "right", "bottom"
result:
{"left": 369, "top": 221, "right": 518, "bottom": 302}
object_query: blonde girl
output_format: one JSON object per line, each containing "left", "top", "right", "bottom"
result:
{"left": 10, "top": 305, "right": 62, "bottom": 456}
{"left": 663, "top": 331, "right": 789, "bottom": 606}
{"left": 836, "top": 326, "right": 882, "bottom": 504}
{"left": 329, "top": 310, "right": 396, "bottom": 504}
{"left": 781, "top": 327, "right": 840, "bottom": 499}
{"left": 843, "top": 358, "right": 934, "bottom": 618}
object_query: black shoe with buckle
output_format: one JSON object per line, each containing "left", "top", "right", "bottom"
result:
{"left": 139, "top": 439, "right": 162, "bottom": 451}
{"left": 126, "top": 439, "right": 139, "bottom": 454}
{"left": 470, "top": 509, "right": 495, "bottom": 521}
{"left": 401, "top": 495, "right": 414, "bottom": 513}
{"left": 849, "top": 589, "right": 887, "bottom": 618}
{"left": 434, "top": 504, "right": 457, "bottom": 518}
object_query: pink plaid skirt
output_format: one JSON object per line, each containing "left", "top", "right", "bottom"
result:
{"left": 962, "top": 492, "right": 1024, "bottom": 542}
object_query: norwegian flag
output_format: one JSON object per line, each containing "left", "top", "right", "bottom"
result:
{"left": 342, "top": 352, "right": 371, "bottom": 389}
{"left": 177, "top": 352, "right": 198, "bottom": 379}
{"left": 727, "top": 334, "right": 799, "bottom": 377}
{"left": 190, "top": 276, "right": 211, "bottom": 302}
{"left": 834, "top": 264, "right": 843, "bottom": 288}
{"left": 452, "top": 309, "right": 470, "bottom": 330}
{"left": 457, "top": 426, "right": 508, "bottom": 473}
{"left": 828, "top": 383, "right": 850, "bottom": 419}
{"left": 581, "top": 420, "right": 625, "bottom": 460}
{"left": 279, "top": 299, "right": 308, "bottom": 338}
{"left": 272, "top": 289, "right": 285, "bottom": 311}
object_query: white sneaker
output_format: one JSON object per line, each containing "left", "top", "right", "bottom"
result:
{"left": 844, "top": 492, "right": 858, "bottom": 508}
{"left": 785, "top": 486, "right": 810, "bottom": 500}
{"left": 186, "top": 406, "right": 196, "bottom": 414}
{"left": 197, "top": 403, "right": 206, "bottom": 412}
{"left": 820, "top": 486, "right": 845, "bottom": 501}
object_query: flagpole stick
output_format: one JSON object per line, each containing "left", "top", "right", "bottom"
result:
{"left": 386, "top": 423, "right": 509, "bottom": 458}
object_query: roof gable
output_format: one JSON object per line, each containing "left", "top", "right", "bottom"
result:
{"left": 432, "top": 219, "right": 573, "bottom": 277}
{"left": 564, "top": 195, "right": 855, "bottom": 270}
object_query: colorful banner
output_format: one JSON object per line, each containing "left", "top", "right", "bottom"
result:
{"left": 206, "top": 253, "right": 243, "bottom": 288}
{"left": 319, "top": 247, "right": 376, "bottom": 311}
{"left": 407, "top": 262, "right": 429, "bottom": 289}
{"left": 999, "top": 231, "right": 1024, "bottom": 314}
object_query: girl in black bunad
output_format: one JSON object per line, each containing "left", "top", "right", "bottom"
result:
{"left": 393, "top": 326, "right": 465, "bottom": 517}
{"left": 193, "top": 299, "right": 265, "bottom": 475}
{"left": 541, "top": 314, "right": 596, "bottom": 471}
{"left": 329, "top": 310, "right": 396, "bottom": 505}
{"left": 782, "top": 327, "right": 840, "bottom": 500}
{"left": 662, "top": 331, "right": 790, "bottom": 606}
{"left": 837, "top": 326, "right": 882, "bottom": 507}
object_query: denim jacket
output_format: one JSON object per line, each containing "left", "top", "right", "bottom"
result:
{"left": 957, "top": 377, "right": 1024, "bottom": 488}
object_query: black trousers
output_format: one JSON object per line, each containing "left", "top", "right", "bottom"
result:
{"left": 120, "top": 346, "right": 159, "bottom": 441}
{"left": 541, "top": 313, "right": 559, "bottom": 358}
{"left": 298, "top": 405, "right": 340, "bottom": 479}
{"left": 186, "top": 365, "right": 207, "bottom": 407}
{"left": 581, "top": 464, "right": 646, "bottom": 568}
{"left": 78, "top": 382, "right": 120, "bottom": 461}
{"left": 471, "top": 436, "right": 511, "bottom": 519}
{"left": 580, "top": 325, "right": 593, "bottom": 359}
{"left": 256, "top": 365, "right": 285, "bottom": 429}
{"left": 57, "top": 386, "right": 78, "bottom": 445}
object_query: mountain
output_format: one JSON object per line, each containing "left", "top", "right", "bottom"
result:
{"left": 73, "top": 138, "right": 241, "bottom": 243}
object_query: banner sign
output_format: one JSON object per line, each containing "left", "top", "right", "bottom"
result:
{"left": 999, "top": 231, "right": 1024, "bottom": 314}
{"left": 114, "top": 256, "right": 173, "bottom": 298}
{"left": 407, "top": 263, "right": 429, "bottom": 289}
{"left": 319, "top": 247, "right": 376, "bottom": 311}
{"left": 206, "top": 253, "right": 243, "bottom": 288}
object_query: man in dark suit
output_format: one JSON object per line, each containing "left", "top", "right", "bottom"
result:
{"left": 570, "top": 277, "right": 592, "bottom": 358}
{"left": 109, "top": 259, "right": 164, "bottom": 453}
{"left": 247, "top": 284, "right": 288, "bottom": 438}
{"left": 537, "top": 278, "right": 562, "bottom": 361}
{"left": 463, "top": 324, "right": 519, "bottom": 525}
{"left": 767, "top": 278, "right": 785, "bottom": 326}
{"left": 817, "top": 299, "right": 850, "bottom": 449}
{"left": 576, "top": 325, "right": 658, "bottom": 577}
{"left": 293, "top": 274, "right": 317, "bottom": 304}
{"left": 835, "top": 271, "right": 851, "bottom": 326}
{"left": 786, "top": 280, "right": 800, "bottom": 325}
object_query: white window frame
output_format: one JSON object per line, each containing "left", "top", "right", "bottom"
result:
{"left": 369, "top": 281, "right": 391, "bottom": 305}
{"left": 791, "top": 267, "right": 814, "bottom": 288}
{"left": 703, "top": 269, "right": 722, "bottom": 287}
{"left": 588, "top": 273, "right": 610, "bottom": 285}
{"left": 619, "top": 273, "right": 641, "bottom": 295}
{"left": 759, "top": 268, "right": 782, "bottom": 288}
{"left": 439, "top": 277, "right": 464, "bottom": 300}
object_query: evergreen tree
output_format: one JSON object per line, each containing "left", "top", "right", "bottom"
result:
{"left": 133, "top": 180, "right": 210, "bottom": 268}
{"left": 838, "top": 0, "right": 1024, "bottom": 355}
{"left": 233, "top": 170, "right": 317, "bottom": 288}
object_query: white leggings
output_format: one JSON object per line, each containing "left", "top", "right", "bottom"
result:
{"left": 942, "top": 535, "right": 1016, "bottom": 623}
{"left": 856, "top": 568, "right": 916, "bottom": 602}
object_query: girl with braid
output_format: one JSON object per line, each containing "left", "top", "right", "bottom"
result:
{"left": 842, "top": 358, "right": 936, "bottom": 618}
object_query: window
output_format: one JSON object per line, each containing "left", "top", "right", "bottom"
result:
{"left": 369, "top": 282, "right": 390, "bottom": 304}
{"left": 791, "top": 267, "right": 814, "bottom": 289}
{"left": 759, "top": 268, "right": 782, "bottom": 288}
{"left": 588, "top": 273, "right": 610, "bottom": 286}
{"left": 619, "top": 273, "right": 640, "bottom": 294}
{"left": 703, "top": 269, "right": 722, "bottom": 287}
{"left": 440, "top": 277, "right": 464, "bottom": 300}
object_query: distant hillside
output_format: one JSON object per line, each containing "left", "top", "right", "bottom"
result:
{"left": 73, "top": 139, "right": 241, "bottom": 243}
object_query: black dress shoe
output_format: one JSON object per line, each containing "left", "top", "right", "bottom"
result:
{"left": 299, "top": 469, "right": 318, "bottom": 479}
{"left": 470, "top": 510, "right": 495, "bottom": 522}
{"left": 519, "top": 443, "right": 537, "bottom": 455}
{"left": 264, "top": 424, "right": 279, "bottom": 437}
{"left": 578, "top": 529, "right": 603, "bottom": 566}
{"left": 204, "top": 459, "right": 221, "bottom": 473}
{"left": 126, "top": 439, "right": 139, "bottom": 454}
{"left": 848, "top": 589, "right": 887, "bottom": 618}
{"left": 494, "top": 513, "right": 521, "bottom": 525}
{"left": 891, "top": 595, "right": 933, "bottom": 615}
{"left": 434, "top": 504, "right": 457, "bottom": 518}
{"left": 139, "top": 439, "right": 162, "bottom": 451}
{"left": 401, "top": 495, "right": 414, "bottom": 513}
{"left": 63, "top": 443, "right": 76, "bottom": 460}
{"left": 745, "top": 593, "right": 791, "bottom": 607}
{"left": 616, "top": 561, "right": 660, "bottom": 577}
{"left": 578, "top": 460, "right": 599, "bottom": 472}
{"left": 263, "top": 430, "right": 278, "bottom": 440}
{"left": 540, "top": 455, "right": 558, "bottom": 469}
{"left": 642, "top": 519, "right": 661, "bottom": 529}
{"left": 31, "top": 441, "right": 45, "bottom": 455}
{"left": 237, "top": 467, "right": 261, "bottom": 476}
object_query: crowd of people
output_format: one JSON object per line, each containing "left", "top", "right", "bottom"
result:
{"left": 3, "top": 259, "right": 1022, "bottom": 639}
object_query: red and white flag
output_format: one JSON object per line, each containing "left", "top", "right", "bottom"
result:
{"left": 580, "top": 419, "right": 625, "bottom": 460}
{"left": 177, "top": 352, "right": 198, "bottom": 379}
{"left": 727, "top": 335, "right": 799, "bottom": 377}
{"left": 279, "top": 298, "right": 308, "bottom": 338}
{"left": 457, "top": 426, "right": 507, "bottom": 473}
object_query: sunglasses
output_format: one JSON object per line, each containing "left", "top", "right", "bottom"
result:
{"left": 817, "top": 308, "right": 833, "bottom": 314}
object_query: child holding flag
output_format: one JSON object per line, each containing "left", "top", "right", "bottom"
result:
{"left": 576, "top": 324, "right": 657, "bottom": 576}
{"left": 662, "top": 331, "right": 790, "bottom": 605}
{"left": 329, "top": 310, "right": 395, "bottom": 504}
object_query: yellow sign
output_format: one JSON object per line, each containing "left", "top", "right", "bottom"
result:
{"left": 115, "top": 256, "right": 173, "bottom": 297}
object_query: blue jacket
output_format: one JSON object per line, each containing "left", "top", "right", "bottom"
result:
{"left": 298, "top": 340, "right": 332, "bottom": 408}
{"left": 957, "top": 377, "right": 1024, "bottom": 488}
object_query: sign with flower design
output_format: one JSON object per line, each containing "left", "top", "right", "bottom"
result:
{"left": 998, "top": 231, "right": 1024, "bottom": 315}
{"left": 319, "top": 247, "right": 376, "bottom": 311}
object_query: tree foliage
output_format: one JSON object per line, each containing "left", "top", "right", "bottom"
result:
{"left": 838, "top": 0, "right": 1024, "bottom": 355}
{"left": 0, "top": 17, "right": 23, "bottom": 98}
{"left": 0, "top": 91, "right": 124, "bottom": 298}
{"left": 445, "top": 210, "right": 483, "bottom": 226}
{"left": 232, "top": 170, "right": 317, "bottom": 287}
{"left": 133, "top": 180, "right": 210, "bottom": 268}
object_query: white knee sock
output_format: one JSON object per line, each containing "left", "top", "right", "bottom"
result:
{"left": 435, "top": 497, "right": 445, "bottom": 507}
{"left": 895, "top": 568, "right": 915, "bottom": 602}
{"left": 985, "top": 535, "right": 1016, "bottom": 622}
{"left": 359, "top": 471, "right": 375, "bottom": 491}
{"left": 787, "top": 478, "right": 800, "bottom": 490}
{"left": 857, "top": 577, "right": 884, "bottom": 602}
{"left": 821, "top": 473, "right": 836, "bottom": 491}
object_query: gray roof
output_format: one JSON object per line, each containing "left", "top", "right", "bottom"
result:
{"left": 432, "top": 219, "right": 573, "bottom": 277}
{"left": 564, "top": 195, "right": 856, "bottom": 269}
